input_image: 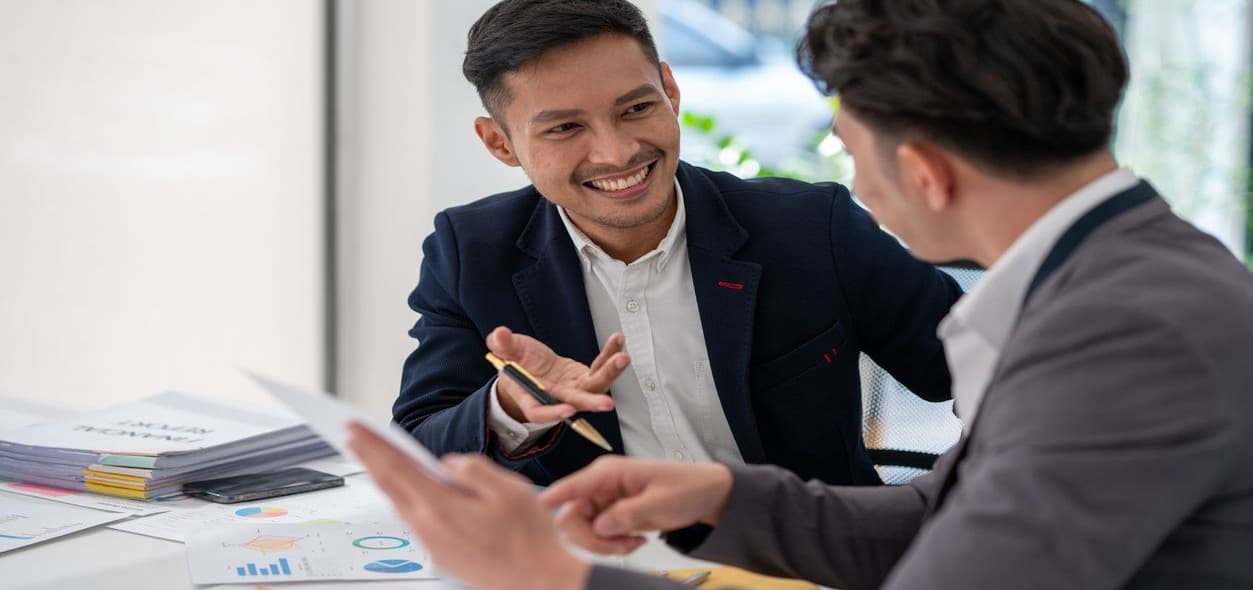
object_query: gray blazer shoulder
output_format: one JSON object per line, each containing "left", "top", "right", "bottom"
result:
{"left": 586, "top": 197, "right": 1253, "bottom": 590}
{"left": 885, "top": 198, "right": 1253, "bottom": 589}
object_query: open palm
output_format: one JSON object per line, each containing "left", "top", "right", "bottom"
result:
{"left": 486, "top": 326, "right": 630, "bottom": 423}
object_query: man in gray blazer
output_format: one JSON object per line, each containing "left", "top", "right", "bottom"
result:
{"left": 346, "top": 0, "right": 1253, "bottom": 588}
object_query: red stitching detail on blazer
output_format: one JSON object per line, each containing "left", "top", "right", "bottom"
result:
{"left": 717, "top": 281, "right": 744, "bottom": 290}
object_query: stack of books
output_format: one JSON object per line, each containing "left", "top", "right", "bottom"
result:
{"left": 0, "top": 391, "right": 333, "bottom": 499}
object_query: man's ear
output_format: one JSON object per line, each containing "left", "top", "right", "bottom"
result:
{"left": 659, "top": 62, "right": 681, "bottom": 116}
{"left": 896, "top": 141, "right": 955, "bottom": 213}
{"left": 475, "top": 117, "right": 521, "bottom": 167}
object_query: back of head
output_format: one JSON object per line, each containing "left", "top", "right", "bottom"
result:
{"left": 463, "top": 0, "right": 659, "bottom": 118}
{"left": 798, "top": 0, "right": 1128, "bottom": 177}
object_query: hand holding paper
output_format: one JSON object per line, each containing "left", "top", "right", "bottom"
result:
{"left": 346, "top": 425, "right": 590, "bottom": 590}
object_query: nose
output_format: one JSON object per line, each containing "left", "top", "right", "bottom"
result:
{"left": 586, "top": 128, "right": 640, "bottom": 169}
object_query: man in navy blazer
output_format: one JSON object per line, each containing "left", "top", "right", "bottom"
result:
{"left": 392, "top": 0, "right": 962, "bottom": 487}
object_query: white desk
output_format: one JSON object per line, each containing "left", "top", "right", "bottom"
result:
{"left": 6, "top": 509, "right": 714, "bottom": 590}
{"left": 1, "top": 397, "right": 715, "bottom": 590}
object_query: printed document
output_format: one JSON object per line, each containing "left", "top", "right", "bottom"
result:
{"left": 187, "top": 522, "right": 437, "bottom": 584}
{"left": 0, "top": 492, "right": 128, "bottom": 553}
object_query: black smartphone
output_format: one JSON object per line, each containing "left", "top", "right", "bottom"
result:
{"left": 182, "top": 467, "right": 344, "bottom": 503}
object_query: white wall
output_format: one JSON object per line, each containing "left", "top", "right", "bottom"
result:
{"left": 0, "top": 0, "right": 325, "bottom": 409}
{"left": 335, "top": 0, "right": 658, "bottom": 416}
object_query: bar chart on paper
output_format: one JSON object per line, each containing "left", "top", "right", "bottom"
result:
{"left": 187, "top": 523, "right": 437, "bottom": 584}
{"left": 235, "top": 557, "right": 294, "bottom": 577}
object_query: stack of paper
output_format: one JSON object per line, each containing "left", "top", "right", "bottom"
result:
{"left": 0, "top": 392, "right": 332, "bottom": 499}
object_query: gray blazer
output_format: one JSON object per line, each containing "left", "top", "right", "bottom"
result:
{"left": 587, "top": 189, "right": 1253, "bottom": 589}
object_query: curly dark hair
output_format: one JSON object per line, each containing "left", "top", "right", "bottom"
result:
{"left": 463, "top": 0, "right": 660, "bottom": 119}
{"left": 799, "top": 0, "right": 1128, "bottom": 176}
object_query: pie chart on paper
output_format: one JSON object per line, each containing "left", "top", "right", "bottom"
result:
{"left": 364, "top": 559, "right": 424, "bottom": 574}
{"left": 234, "top": 506, "right": 289, "bottom": 519}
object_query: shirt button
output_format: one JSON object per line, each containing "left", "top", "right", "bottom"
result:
{"left": 671, "top": 450, "right": 685, "bottom": 461}
{"left": 644, "top": 378, "right": 657, "bottom": 391}
{"left": 625, "top": 298, "right": 640, "bottom": 313}
{"left": 507, "top": 431, "right": 519, "bottom": 440}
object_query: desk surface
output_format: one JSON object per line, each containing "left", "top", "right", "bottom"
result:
{"left": 1, "top": 396, "right": 715, "bottom": 590}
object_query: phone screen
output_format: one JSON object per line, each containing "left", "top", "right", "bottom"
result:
{"left": 183, "top": 467, "right": 344, "bottom": 503}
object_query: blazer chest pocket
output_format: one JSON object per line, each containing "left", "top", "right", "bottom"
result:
{"left": 750, "top": 321, "right": 848, "bottom": 393}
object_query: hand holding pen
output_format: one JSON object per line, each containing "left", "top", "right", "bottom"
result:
{"left": 485, "top": 326, "right": 630, "bottom": 433}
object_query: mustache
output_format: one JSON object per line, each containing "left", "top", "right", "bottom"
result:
{"left": 574, "top": 147, "right": 664, "bottom": 184}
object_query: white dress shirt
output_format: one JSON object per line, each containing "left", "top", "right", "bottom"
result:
{"left": 486, "top": 180, "right": 744, "bottom": 465}
{"left": 938, "top": 167, "right": 1140, "bottom": 427}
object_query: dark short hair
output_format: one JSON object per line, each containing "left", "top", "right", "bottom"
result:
{"left": 464, "top": 0, "right": 660, "bottom": 119}
{"left": 798, "top": 0, "right": 1128, "bottom": 176}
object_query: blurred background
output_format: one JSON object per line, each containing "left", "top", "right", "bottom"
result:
{"left": 1, "top": 0, "right": 1248, "bottom": 417}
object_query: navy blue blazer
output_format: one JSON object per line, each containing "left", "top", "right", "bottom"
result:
{"left": 394, "top": 162, "right": 961, "bottom": 486}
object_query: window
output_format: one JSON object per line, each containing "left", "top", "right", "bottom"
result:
{"left": 661, "top": 0, "right": 1253, "bottom": 265}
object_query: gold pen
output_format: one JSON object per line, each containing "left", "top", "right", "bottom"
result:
{"left": 485, "top": 352, "right": 614, "bottom": 452}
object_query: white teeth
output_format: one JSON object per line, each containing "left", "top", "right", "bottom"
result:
{"left": 590, "top": 166, "right": 650, "bottom": 192}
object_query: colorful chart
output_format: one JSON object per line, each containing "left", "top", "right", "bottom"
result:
{"left": 363, "top": 559, "right": 424, "bottom": 574}
{"left": 352, "top": 535, "right": 410, "bottom": 550}
{"left": 234, "top": 506, "right": 289, "bottom": 519}
{"left": 234, "top": 557, "right": 293, "bottom": 577}
{"left": 238, "top": 534, "right": 302, "bottom": 553}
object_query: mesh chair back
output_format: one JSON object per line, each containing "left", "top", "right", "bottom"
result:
{"left": 860, "top": 265, "right": 983, "bottom": 484}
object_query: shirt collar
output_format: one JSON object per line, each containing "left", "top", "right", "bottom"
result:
{"left": 939, "top": 167, "right": 1139, "bottom": 348}
{"left": 557, "top": 178, "right": 687, "bottom": 270}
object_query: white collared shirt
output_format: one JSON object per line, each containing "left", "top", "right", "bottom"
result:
{"left": 487, "top": 180, "right": 744, "bottom": 465}
{"left": 938, "top": 168, "right": 1140, "bottom": 427}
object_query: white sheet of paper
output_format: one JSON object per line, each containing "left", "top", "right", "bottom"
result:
{"left": 109, "top": 478, "right": 394, "bottom": 543}
{"left": 187, "top": 522, "right": 438, "bottom": 584}
{"left": 0, "top": 391, "right": 301, "bottom": 455}
{"left": 245, "top": 372, "right": 451, "bottom": 484}
{"left": 0, "top": 492, "right": 129, "bottom": 553}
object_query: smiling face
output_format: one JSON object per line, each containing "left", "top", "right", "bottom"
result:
{"left": 474, "top": 34, "right": 682, "bottom": 240}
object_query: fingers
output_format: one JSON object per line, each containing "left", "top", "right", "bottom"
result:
{"left": 587, "top": 333, "right": 625, "bottom": 373}
{"left": 513, "top": 391, "right": 578, "bottom": 422}
{"left": 539, "top": 456, "right": 626, "bottom": 509}
{"left": 554, "top": 499, "right": 646, "bottom": 555}
{"left": 582, "top": 333, "right": 629, "bottom": 394}
{"left": 577, "top": 353, "right": 630, "bottom": 395}
{"left": 543, "top": 386, "right": 615, "bottom": 413}
{"left": 591, "top": 494, "right": 662, "bottom": 537}
{"left": 486, "top": 326, "right": 518, "bottom": 359}
{"left": 488, "top": 327, "right": 556, "bottom": 374}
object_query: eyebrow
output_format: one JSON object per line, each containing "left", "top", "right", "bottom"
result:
{"left": 529, "top": 84, "right": 662, "bottom": 126}
{"left": 612, "top": 84, "right": 660, "bottom": 107}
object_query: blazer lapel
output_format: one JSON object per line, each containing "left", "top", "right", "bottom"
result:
{"left": 927, "top": 182, "right": 1164, "bottom": 515}
{"left": 679, "top": 164, "right": 767, "bottom": 464}
{"left": 513, "top": 198, "right": 625, "bottom": 454}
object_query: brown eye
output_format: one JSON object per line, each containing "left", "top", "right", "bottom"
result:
{"left": 547, "top": 123, "right": 580, "bottom": 135}
{"left": 625, "top": 102, "right": 654, "bottom": 116}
